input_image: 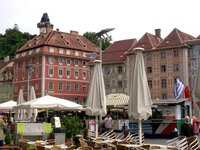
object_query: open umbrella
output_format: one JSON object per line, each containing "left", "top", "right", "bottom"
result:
{"left": 13, "top": 95, "right": 82, "bottom": 110}
{"left": 128, "top": 47, "right": 152, "bottom": 145}
{"left": 86, "top": 60, "right": 107, "bottom": 137}
{"left": 0, "top": 100, "right": 17, "bottom": 110}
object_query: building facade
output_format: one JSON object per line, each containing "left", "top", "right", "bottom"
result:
{"left": 13, "top": 13, "right": 99, "bottom": 104}
{"left": 0, "top": 56, "right": 14, "bottom": 102}
{"left": 104, "top": 28, "right": 196, "bottom": 100}
{"left": 102, "top": 39, "right": 137, "bottom": 95}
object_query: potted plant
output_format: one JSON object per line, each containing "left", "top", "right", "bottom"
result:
{"left": 60, "top": 115, "right": 83, "bottom": 143}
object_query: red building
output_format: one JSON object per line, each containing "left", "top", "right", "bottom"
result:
{"left": 13, "top": 13, "right": 99, "bottom": 104}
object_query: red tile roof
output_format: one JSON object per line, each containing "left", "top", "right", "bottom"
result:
{"left": 17, "top": 30, "right": 99, "bottom": 53}
{"left": 157, "top": 28, "right": 195, "bottom": 49}
{"left": 133, "top": 32, "right": 161, "bottom": 50}
{"left": 102, "top": 39, "right": 137, "bottom": 63}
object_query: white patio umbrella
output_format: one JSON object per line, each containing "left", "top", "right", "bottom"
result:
{"left": 128, "top": 47, "right": 152, "bottom": 145}
{"left": 0, "top": 100, "right": 17, "bottom": 110}
{"left": 13, "top": 95, "right": 82, "bottom": 110}
{"left": 15, "top": 89, "right": 26, "bottom": 121}
{"left": 27, "top": 86, "right": 38, "bottom": 122}
{"left": 86, "top": 60, "right": 107, "bottom": 137}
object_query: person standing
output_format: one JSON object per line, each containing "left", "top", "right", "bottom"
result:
{"left": 0, "top": 117, "right": 5, "bottom": 148}
{"left": 104, "top": 114, "right": 112, "bottom": 131}
{"left": 180, "top": 116, "right": 193, "bottom": 137}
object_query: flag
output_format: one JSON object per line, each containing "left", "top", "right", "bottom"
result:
{"left": 184, "top": 85, "right": 191, "bottom": 99}
{"left": 174, "top": 78, "right": 185, "bottom": 100}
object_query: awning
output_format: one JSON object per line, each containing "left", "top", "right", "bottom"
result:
{"left": 106, "top": 93, "right": 129, "bottom": 107}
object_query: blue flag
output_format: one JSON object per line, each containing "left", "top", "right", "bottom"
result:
{"left": 174, "top": 78, "right": 185, "bottom": 100}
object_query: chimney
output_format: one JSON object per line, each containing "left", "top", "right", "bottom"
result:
{"left": 70, "top": 30, "right": 79, "bottom": 35}
{"left": 155, "top": 29, "right": 161, "bottom": 39}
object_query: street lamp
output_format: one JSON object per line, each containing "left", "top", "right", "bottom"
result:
{"left": 94, "top": 28, "right": 115, "bottom": 61}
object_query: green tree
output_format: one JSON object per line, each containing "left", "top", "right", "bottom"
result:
{"left": 0, "top": 25, "right": 36, "bottom": 60}
{"left": 83, "top": 32, "right": 111, "bottom": 50}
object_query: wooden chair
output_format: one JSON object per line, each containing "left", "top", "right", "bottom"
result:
{"left": 187, "top": 136, "right": 200, "bottom": 150}
{"left": 79, "top": 138, "right": 88, "bottom": 147}
{"left": 19, "top": 139, "right": 30, "bottom": 150}
{"left": 151, "top": 145, "right": 163, "bottom": 149}
{"left": 36, "top": 145, "right": 45, "bottom": 150}
{"left": 46, "top": 139, "right": 55, "bottom": 145}
{"left": 77, "top": 146, "right": 93, "bottom": 150}
{"left": 116, "top": 144, "right": 128, "bottom": 150}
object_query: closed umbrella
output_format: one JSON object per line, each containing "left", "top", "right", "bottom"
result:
{"left": 27, "top": 86, "right": 38, "bottom": 122}
{"left": 16, "top": 89, "right": 25, "bottom": 121}
{"left": 86, "top": 60, "right": 107, "bottom": 137}
{"left": 128, "top": 47, "right": 152, "bottom": 145}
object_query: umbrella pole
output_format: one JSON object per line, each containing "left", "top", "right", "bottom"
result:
{"left": 138, "top": 120, "right": 142, "bottom": 145}
{"left": 95, "top": 116, "right": 98, "bottom": 138}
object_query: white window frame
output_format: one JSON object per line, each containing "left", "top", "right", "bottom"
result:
{"left": 66, "top": 69, "right": 71, "bottom": 78}
{"left": 59, "top": 48, "right": 64, "bottom": 54}
{"left": 66, "top": 50, "right": 71, "bottom": 55}
{"left": 58, "top": 82, "right": 63, "bottom": 90}
{"left": 48, "top": 67, "right": 54, "bottom": 77}
{"left": 66, "top": 83, "right": 71, "bottom": 91}
{"left": 75, "top": 51, "right": 79, "bottom": 56}
{"left": 74, "top": 60, "right": 79, "bottom": 66}
{"left": 82, "top": 61, "right": 86, "bottom": 67}
{"left": 82, "top": 71, "right": 86, "bottom": 80}
{"left": 48, "top": 82, "right": 54, "bottom": 90}
{"left": 58, "top": 58, "right": 64, "bottom": 65}
{"left": 49, "top": 47, "right": 54, "bottom": 53}
{"left": 48, "top": 57, "right": 54, "bottom": 64}
{"left": 66, "top": 59, "right": 71, "bottom": 66}
{"left": 74, "top": 83, "right": 79, "bottom": 91}
{"left": 74, "top": 70, "right": 79, "bottom": 79}
{"left": 58, "top": 68, "right": 63, "bottom": 78}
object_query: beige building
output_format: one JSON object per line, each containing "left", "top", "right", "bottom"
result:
{"left": 104, "top": 28, "right": 196, "bottom": 100}
{"left": 102, "top": 39, "right": 137, "bottom": 95}
{"left": 0, "top": 56, "right": 14, "bottom": 102}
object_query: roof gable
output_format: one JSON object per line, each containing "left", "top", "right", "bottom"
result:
{"left": 134, "top": 33, "right": 161, "bottom": 50}
{"left": 157, "top": 28, "right": 195, "bottom": 49}
{"left": 17, "top": 30, "right": 99, "bottom": 53}
{"left": 102, "top": 39, "right": 137, "bottom": 62}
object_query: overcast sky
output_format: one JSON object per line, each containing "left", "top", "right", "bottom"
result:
{"left": 1, "top": 0, "right": 200, "bottom": 41}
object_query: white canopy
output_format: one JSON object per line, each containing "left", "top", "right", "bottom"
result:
{"left": 13, "top": 95, "right": 83, "bottom": 110}
{"left": 0, "top": 100, "right": 17, "bottom": 110}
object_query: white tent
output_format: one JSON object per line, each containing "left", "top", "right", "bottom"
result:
{"left": 13, "top": 95, "right": 82, "bottom": 110}
{"left": 0, "top": 100, "right": 17, "bottom": 110}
